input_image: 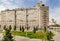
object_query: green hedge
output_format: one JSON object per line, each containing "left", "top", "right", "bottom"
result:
{"left": 50, "top": 24, "right": 60, "bottom": 27}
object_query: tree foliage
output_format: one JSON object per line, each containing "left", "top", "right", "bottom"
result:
{"left": 4, "top": 25, "right": 6, "bottom": 30}
{"left": 22, "top": 26, "right": 24, "bottom": 32}
{"left": 9, "top": 25, "right": 12, "bottom": 31}
{"left": 20, "top": 26, "right": 22, "bottom": 31}
{"left": 2, "top": 27, "right": 14, "bottom": 41}
{"left": 33, "top": 27, "right": 38, "bottom": 33}
{"left": 44, "top": 27, "right": 47, "bottom": 32}
{"left": 47, "top": 31, "right": 54, "bottom": 41}
{"left": 14, "top": 25, "right": 16, "bottom": 31}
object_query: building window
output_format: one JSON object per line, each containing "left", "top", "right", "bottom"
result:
{"left": 43, "top": 19, "right": 46, "bottom": 21}
{"left": 9, "top": 20, "right": 12, "bottom": 22}
{"left": 44, "top": 11, "right": 46, "bottom": 12}
{"left": 44, "top": 13, "right": 46, "bottom": 14}
{"left": 42, "top": 4, "right": 45, "bottom": 6}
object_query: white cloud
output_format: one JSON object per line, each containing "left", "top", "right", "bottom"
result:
{"left": 0, "top": 0, "right": 60, "bottom": 24}
{"left": 0, "top": 5, "right": 5, "bottom": 10}
{"left": 50, "top": 7, "right": 60, "bottom": 24}
{"left": 0, "top": 0, "right": 19, "bottom": 10}
{"left": 39, "top": 0, "right": 49, "bottom": 4}
{"left": 14, "top": 0, "right": 24, "bottom": 4}
{"left": 1, "top": 0, "right": 12, "bottom": 5}
{"left": 0, "top": 0, "right": 49, "bottom": 10}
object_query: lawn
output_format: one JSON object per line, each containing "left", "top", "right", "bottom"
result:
{"left": 11, "top": 31, "right": 55, "bottom": 39}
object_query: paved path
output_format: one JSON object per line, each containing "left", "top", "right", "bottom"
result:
{"left": 0, "top": 33, "right": 3, "bottom": 41}
{"left": 14, "top": 36, "right": 30, "bottom": 41}
{"left": 14, "top": 36, "right": 42, "bottom": 41}
{"left": 50, "top": 30, "right": 60, "bottom": 41}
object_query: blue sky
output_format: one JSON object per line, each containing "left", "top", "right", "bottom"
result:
{"left": 0, "top": 0, "right": 60, "bottom": 24}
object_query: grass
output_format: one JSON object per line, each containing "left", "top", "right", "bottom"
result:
{"left": 11, "top": 31, "right": 35, "bottom": 38}
{"left": 0, "top": 30, "right": 55, "bottom": 39}
{"left": 50, "top": 24, "right": 60, "bottom": 27}
{"left": 11, "top": 31, "right": 55, "bottom": 39}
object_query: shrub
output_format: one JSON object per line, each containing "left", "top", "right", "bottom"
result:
{"left": 4, "top": 25, "right": 6, "bottom": 30}
{"left": 47, "top": 31, "right": 55, "bottom": 41}
{"left": 20, "top": 26, "right": 22, "bottom": 31}
{"left": 2, "top": 28, "right": 14, "bottom": 41}
{"left": 33, "top": 27, "right": 36, "bottom": 33}
{"left": 14, "top": 25, "right": 16, "bottom": 31}
{"left": 9, "top": 25, "right": 12, "bottom": 30}
{"left": 22, "top": 26, "right": 24, "bottom": 32}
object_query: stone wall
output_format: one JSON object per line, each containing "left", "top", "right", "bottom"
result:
{"left": 0, "top": 2, "right": 49, "bottom": 31}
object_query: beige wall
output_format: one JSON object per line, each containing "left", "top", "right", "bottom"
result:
{"left": 1, "top": 10, "right": 15, "bottom": 30}
{"left": 27, "top": 9, "right": 38, "bottom": 28}
{"left": 16, "top": 9, "right": 26, "bottom": 30}
{"left": 0, "top": 2, "right": 49, "bottom": 30}
{"left": 39, "top": 6, "right": 49, "bottom": 28}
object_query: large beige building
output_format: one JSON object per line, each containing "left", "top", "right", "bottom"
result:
{"left": 0, "top": 2, "right": 49, "bottom": 30}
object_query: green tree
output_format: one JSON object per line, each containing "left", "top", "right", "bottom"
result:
{"left": 4, "top": 25, "right": 6, "bottom": 30}
{"left": 0, "top": 25, "right": 1, "bottom": 28}
{"left": 2, "top": 28, "right": 14, "bottom": 41}
{"left": 20, "top": 26, "right": 22, "bottom": 31}
{"left": 35, "top": 27, "right": 38, "bottom": 31}
{"left": 44, "top": 27, "right": 47, "bottom": 32}
{"left": 14, "top": 25, "right": 16, "bottom": 31}
{"left": 26, "top": 27, "right": 29, "bottom": 30}
{"left": 44, "top": 26, "right": 47, "bottom": 41}
{"left": 9, "top": 25, "right": 12, "bottom": 31}
{"left": 47, "top": 31, "right": 54, "bottom": 41}
{"left": 33, "top": 27, "right": 36, "bottom": 33}
{"left": 22, "top": 26, "right": 24, "bottom": 32}
{"left": 13, "top": 25, "right": 16, "bottom": 41}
